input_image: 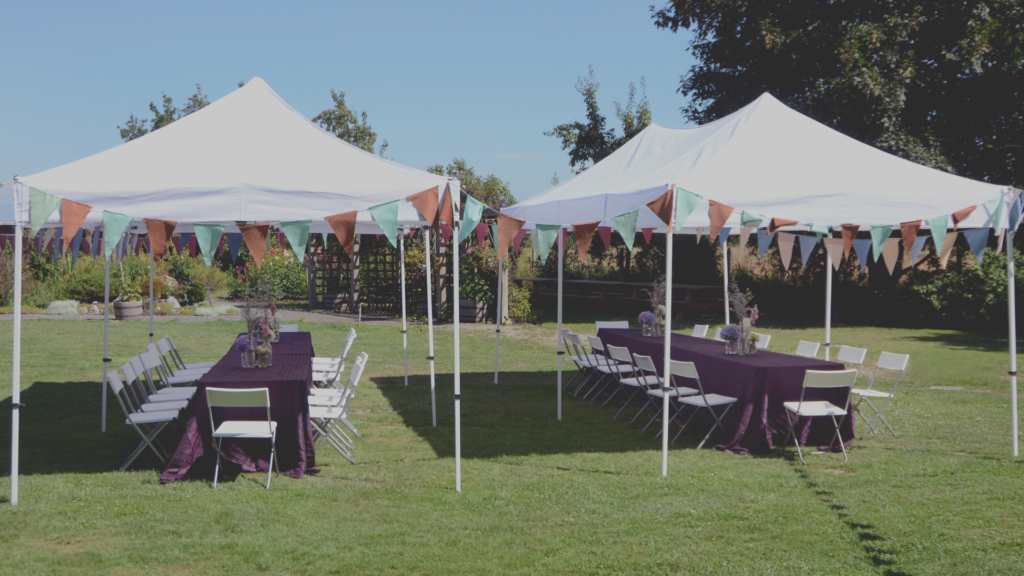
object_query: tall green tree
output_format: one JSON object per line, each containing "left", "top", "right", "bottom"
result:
{"left": 428, "top": 159, "right": 515, "bottom": 208}
{"left": 651, "top": 0, "right": 1023, "bottom": 186}
{"left": 546, "top": 66, "right": 652, "bottom": 173}
{"left": 312, "top": 89, "right": 389, "bottom": 156}
{"left": 117, "top": 84, "right": 210, "bottom": 142}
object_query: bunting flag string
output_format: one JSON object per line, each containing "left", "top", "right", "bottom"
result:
{"left": 324, "top": 212, "right": 358, "bottom": 258}
{"left": 535, "top": 224, "right": 560, "bottom": 264}
{"left": 571, "top": 222, "right": 600, "bottom": 264}
{"left": 458, "top": 197, "right": 486, "bottom": 244}
{"left": 194, "top": 224, "right": 226, "bottom": 267}
{"left": 823, "top": 238, "right": 843, "bottom": 270}
{"left": 611, "top": 210, "right": 639, "bottom": 251}
{"left": 881, "top": 238, "right": 900, "bottom": 275}
{"left": 963, "top": 228, "right": 990, "bottom": 263}
{"left": 368, "top": 200, "right": 400, "bottom": 248}
{"left": 237, "top": 223, "right": 270, "bottom": 267}
{"left": 280, "top": 219, "right": 312, "bottom": 261}
{"left": 102, "top": 211, "right": 133, "bottom": 260}
{"left": 852, "top": 239, "right": 873, "bottom": 273}
{"left": 777, "top": 233, "right": 796, "bottom": 270}
{"left": 30, "top": 187, "right": 61, "bottom": 236}
{"left": 797, "top": 234, "right": 818, "bottom": 268}
{"left": 144, "top": 218, "right": 178, "bottom": 260}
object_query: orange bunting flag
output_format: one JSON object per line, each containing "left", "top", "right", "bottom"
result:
{"left": 325, "top": 211, "right": 358, "bottom": 258}
{"left": 438, "top": 183, "right": 456, "bottom": 228}
{"left": 899, "top": 221, "right": 922, "bottom": 259}
{"left": 952, "top": 206, "right": 976, "bottom": 231}
{"left": 407, "top": 186, "right": 440, "bottom": 232}
{"left": 143, "top": 218, "right": 178, "bottom": 261}
{"left": 708, "top": 200, "right": 734, "bottom": 244}
{"left": 768, "top": 217, "right": 798, "bottom": 235}
{"left": 61, "top": 199, "right": 92, "bottom": 254}
{"left": 645, "top": 189, "right": 674, "bottom": 227}
{"left": 237, "top": 223, "right": 270, "bottom": 268}
{"left": 841, "top": 224, "right": 860, "bottom": 260}
{"left": 495, "top": 213, "right": 526, "bottom": 259}
{"left": 571, "top": 221, "right": 601, "bottom": 265}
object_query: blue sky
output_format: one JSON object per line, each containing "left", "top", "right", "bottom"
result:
{"left": 0, "top": 0, "right": 696, "bottom": 202}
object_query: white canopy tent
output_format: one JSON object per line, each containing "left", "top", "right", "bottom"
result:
{"left": 5, "top": 78, "right": 461, "bottom": 504}
{"left": 504, "top": 93, "right": 1020, "bottom": 475}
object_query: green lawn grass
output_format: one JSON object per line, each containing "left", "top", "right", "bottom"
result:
{"left": 0, "top": 315, "right": 1021, "bottom": 574}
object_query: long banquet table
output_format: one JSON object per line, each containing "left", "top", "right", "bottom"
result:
{"left": 597, "top": 328, "right": 853, "bottom": 454}
{"left": 159, "top": 332, "right": 318, "bottom": 483}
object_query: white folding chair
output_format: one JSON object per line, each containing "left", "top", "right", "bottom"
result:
{"left": 671, "top": 361, "right": 738, "bottom": 448}
{"left": 713, "top": 327, "right": 724, "bottom": 341}
{"left": 595, "top": 321, "right": 630, "bottom": 331}
{"left": 279, "top": 324, "right": 299, "bottom": 333}
{"left": 598, "top": 345, "right": 638, "bottom": 410}
{"left": 310, "top": 354, "right": 368, "bottom": 462}
{"left": 852, "top": 352, "right": 909, "bottom": 439}
{"left": 206, "top": 387, "right": 279, "bottom": 489}
{"left": 753, "top": 333, "right": 771, "bottom": 349}
{"left": 607, "top": 352, "right": 664, "bottom": 421}
{"left": 311, "top": 328, "right": 357, "bottom": 372}
{"left": 638, "top": 356, "right": 698, "bottom": 433}
{"left": 107, "top": 371, "right": 180, "bottom": 472}
{"left": 560, "top": 329, "right": 591, "bottom": 392}
{"left": 782, "top": 369, "right": 858, "bottom": 463}
{"left": 692, "top": 324, "right": 709, "bottom": 338}
{"left": 794, "top": 341, "right": 820, "bottom": 358}
{"left": 836, "top": 345, "right": 868, "bottom": 367}
{"left": 111, "top": 367, "right": 190, "bottom": 413}
{"left": 566, "top": 331, "right": 601, "bottom": 395}
{"left": 582, "top": 335, "right": 630, "bottom": 400}
{"left": 154, "top": 340, "right": 210, "bottom": 379}
{"left": 142, "top": 349, "right": 200, "bottom": 387}
{"left": 164, "top": 334, "right": 216, "bottom": 370}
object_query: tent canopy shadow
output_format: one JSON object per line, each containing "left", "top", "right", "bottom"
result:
{"left": 374, "top": 371, "right": 671, "bottom": 459}
{"left": 0, "top": 381, "right": 172, "bottom": 476}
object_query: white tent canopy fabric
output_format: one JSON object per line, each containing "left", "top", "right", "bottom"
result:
{"left": 504, "top": 93, "right": 1014, "bottom": 230}
{"left": 7, "top": 77, "right": 454, "bottom": 226}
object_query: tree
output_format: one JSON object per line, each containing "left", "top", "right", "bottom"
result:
{"left": 427, "top": 159, "right": 516, "bottom": 208}
{"left": 312, "top": 89, "right": 389, "bottom": 156}
{"left": 651, "top": 0, "right": 1023, "bottom": 186}
{"left": 117, "top": 84, "right": 210, "bottom": 142}
{"left": 546, "top": 66, "right": 652, "bottom": 173}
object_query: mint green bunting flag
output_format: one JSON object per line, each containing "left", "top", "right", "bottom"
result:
{"left": 741, "top": 211, "right": 765, "bottom": 228}
{"left": 536, "top": 224, "right": 561, "bottom": 264}
{"left": 30, "top": 187, "right": 61, "bottom": 236}
{"left": 102, "top": 211, "right": 134, "bottom": 260}
{"left": 926, "top": 214, "right": 948, "bottom": 249}
{"left": 369, "top": 200, "right": 400, "bottom": 248}
{"left": 280, "top": 219, "right": 312, "bottom": 262}
{"left": 458, "top": 196, "right": 486, "bottom": 244}
{"left": 489, "top": 223, "right": 499, "bottom": 247}
{"left": 807, "top": 223, "right": 830, "bottom": 237}
{"left": 673, "top": 188, "right": 703, "bottom": 232}
{"left": 983, "top": 196, "right": 1004, "bottom": 231}
{"left": 193, "top": 223, "right": 225, "bottom": 267}
{"left": 870, "top": 225, "right": 893, "bottom": 261}
{"left": 611, "top": 209, "right": 639, "bottom": 251}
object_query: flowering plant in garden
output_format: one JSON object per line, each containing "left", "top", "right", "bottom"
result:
{"left": 638, "top": 311, "right": 656, "bottom": 326}
{"left": 721, "top": 324, "right": 742, "bottom": 341}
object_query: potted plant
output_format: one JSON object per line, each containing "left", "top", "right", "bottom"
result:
{"left": 113, "top": 259, "right": 146, "bottom": 320}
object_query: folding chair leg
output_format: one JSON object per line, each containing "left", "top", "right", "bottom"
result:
{"left": 862, "top": 397, "right": 898, "bottom": 439}
{"left": 265, "top": 431, "right": 277, "bottom": 489}
{"left": 628, "top": 399, "right": 653, "bottom": 425}
{"left": 613, "top": 388, "right": 642, "bottom": 420}
{"left": 696, "top": 405, "right": 731, "bottom": 450}
{"left": 213, "top": 438, "right": 223, "bottom": 489}
{"left": 120, "top": 421, "right": 169, "bottom": 472}
{"left": 672, "top": 405, "right": 701, "bottom": 445}
{"left": 830, "top": 415, "right": 848, "bottom": 462}
{"left": 642, "top": 405, "right": 663, "bottom": 433}
{"left": 600, "top": 385, "right": 623, "bottom": 407}
{"left": 782, "top": 411, "right": 807, "bottom": 465}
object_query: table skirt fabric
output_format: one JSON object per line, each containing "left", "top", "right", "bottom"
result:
{"left": 597, "top": 329, "right": 853, "bottom": 454}
{"left": 159, "top": 337, "right": 317, "bottom": 483}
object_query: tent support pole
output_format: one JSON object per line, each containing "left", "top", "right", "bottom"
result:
{"left": 722, "top": 239, "right": 730, "bottom": 325}
{"left": 149, "top": 245, "right": 154, "bottom": 344}
{"left": 11, "top": 222, "right": 23, "bottom": 506}
{"left": 663, "top": 221, "right": 674, "bottom": 478}
{"left": 425, "top": 227, "right": 436, "bottom": 427}
{"left": 494, "top": 253, "right": 501, "bottom": 384}
{"left": 825, "top": 248, "right": 833, "bottom": 361}
{"left": 1008, "top": 228, "right": 1018, "bottom": 457}
{"left": 453, "top": 221, "right": 461, "bottom": 492}
{"left": 102, "top": 244, "right": 110, "bottom": 433}
{"left": 557, "top": 229, "right": 564, "bottom": 421}
{"left": 400, "top": 229, "right": 408, "bottom": 387}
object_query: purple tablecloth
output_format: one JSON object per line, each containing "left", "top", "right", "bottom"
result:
{"left": 597, "top": 329, "right": 853, "bottom": 454}
{"left": 159, "top": 336, "right": 317, "bottom": 483}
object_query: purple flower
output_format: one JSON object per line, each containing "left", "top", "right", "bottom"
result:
{"left": 638, "top": 311, "right": 656, "bottom": 325}
{"left": 721, "top": 324, "right": 742, "bottom": 341}
{"left": 270, "top": 302, "right": 277, "bottom": 314}
{"left": 749, "top": 306, "right": 760, "bottom": 325}
{"left": 233, "top": 335, "right": 249, "bottom": 353}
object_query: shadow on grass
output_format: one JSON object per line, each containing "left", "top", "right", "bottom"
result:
{"left": 792, "top": 465, "right": 911, "bottom": 576}
{"left": 375, "top": 371, "right": 684, "bottom": 459}
{"left": 900, "top": 329, "right": 1020, "bottom": 354}
{"left": 0, "top": 381, "right": 176, "bottom": 476}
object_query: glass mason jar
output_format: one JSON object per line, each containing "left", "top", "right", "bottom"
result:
{"left": 642, "top": 324, "right": 653, "bottom": 337}
{"left": 748, "top": 339, "right": 758, "bottom": 355}
{"left": 737, "top": 336, "right": 749, "bottom": 356}
{"left": 725, "top": 339, "right": 738, "bottom": 354}
{"left": 244, "top": 342, "right": 256, "bottom": 368}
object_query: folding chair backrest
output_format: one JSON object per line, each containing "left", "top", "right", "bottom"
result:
{"left": 165, "top": 334, "right": 187, "bottom": 367}
{"left": 595, "top": 321, "right": 629, "bottom": 331}
{"left": 141, "top": 350, "right": 166, "bottom": 379}
{"left": 106, "top": 370, "right": 136, "bottom": 417}
{"left": 836, "top": 345, "right": 867, "bottom": 365}
{"left": 669, "top": 360, "right": 705, "bottom": 396}
{"left": 803, "top": 369, "right": 858, "bottom": 389}
{"left": 156, "top": 338, "right": 178, "bottom": 366}
{"left": 713, "top": 327, "right": 724, "bottom": 341}
{"left": 131, "top": 355, "right": 159, "bottom": 395}
{"left": 692, "top": 324, "right": 709, "bottom": 338}
{"left": 151, "top": 341, "right": 178, "bottom": 375}
{"left": 120, "top": 360, "right": 145, "bottom": 408}
{"left": 633, "top": 354, "right": 657, "bottom": 375}
{"left": 606, "top": 345, "right": 632, "bottom": 365}
{"left": 586, "top": 335, "right": 605, "bottom": 352}
{"left": 280, "top": 324, "right": 299, "bottom": 332}
{"left": 753, "top": 333, "right": 771, "bottom": 349}
{"left": 877, "top": 352, "right": 910, "bottom": 371}
{"left": 795, "top": 341, "right": 820, "bottom": 358}
{"left": 340, "top": 328, "right": 357, "bottom": 362}
{"left": 205, "top": 387, "right": 273, "bottom": 436}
